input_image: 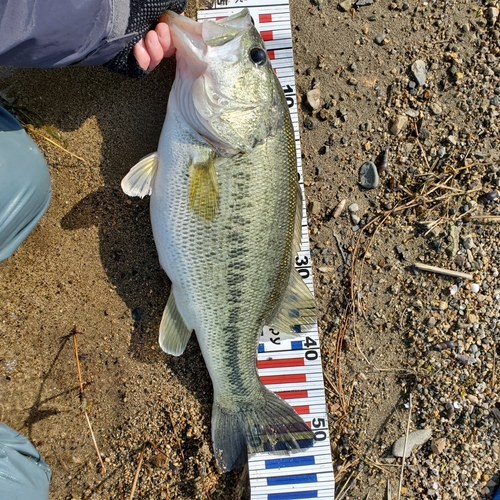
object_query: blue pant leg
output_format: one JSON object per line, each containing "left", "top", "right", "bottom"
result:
{"left": 0, "top": 107, "right": 51, "bottom": 261}
{"left": 0, "top": 423, "right": 51, "bottom": 500}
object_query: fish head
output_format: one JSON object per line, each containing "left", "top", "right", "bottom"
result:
{"left": 163, "top": 9, "right": 283, "bottom": 155}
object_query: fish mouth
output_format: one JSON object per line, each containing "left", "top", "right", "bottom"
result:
{"left": 161, "top": 9, "right": 252, "bottom": 55}
{"left": 160, "top": 11, "right": 206, "bottom": 77}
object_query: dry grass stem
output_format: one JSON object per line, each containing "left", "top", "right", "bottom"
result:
{"left": 129, "top": 442, "right": 147, "bottom": 500}
{"left": 199, "top": 464, "right": 212, "bottom": 500}
{"left": 492, "top": 338, "right": 496, "bottom": 392}
{"left": 413, "top": 124, "right": 431, "bottom": 172}
{"left": 397, "top": 393, "right": 412, "bottom": 500}
{"left": 336, "top": 469, "right": 359, "bottom": 500}
{"left": 24, "top": 123, "right": 86, "bottom": 162}
{"left": 467, "top": 215, "right": 500, "bottom": 223}
{"left": 168, "top": 410, "right": 185, "bottom": 460}
{"left": 71, "top": 327, "right": 106, "bottom": 473}
{"left": 323, "top": 369, "right": 344, "bottom": 401}
{"left": 363, "top": 457, "right": 398, "bottom": 474}
{"left": 235, "top": 464, "right": 249, "bottom": 499}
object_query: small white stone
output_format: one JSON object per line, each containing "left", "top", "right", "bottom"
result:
{"left": 306, "top": 88, "right": 321, "bottom": 110}
{"left": 392, "top": 429, "right": 432, "bottom": 458}
{"left": 471, "top": 283, "right": 480, "bottom": 293}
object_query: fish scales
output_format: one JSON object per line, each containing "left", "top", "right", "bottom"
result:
{"left": 122, "top": 9, "right": 316, "bottom": 472}
{"left": 153, "top": 109, "right": 295, "bottom": 404}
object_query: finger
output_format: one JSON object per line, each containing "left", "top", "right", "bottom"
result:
{"left": 156, "top": 23, "right": 175, "bottom": 58}
{"left": 144, "top": 31, "right": 164, "bottom": 71}
{"left": 133, "top": 39, "right": 151, "bottom": 71}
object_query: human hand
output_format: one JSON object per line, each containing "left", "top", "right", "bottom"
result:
{"left": 104, "top": 1, "right": 185, "bottom": 78}
{"left": 133, "top": 21, "right": 175, "bottom": 72}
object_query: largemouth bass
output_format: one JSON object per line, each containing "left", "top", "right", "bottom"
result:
{"left": 122, "top": 9, "right": 316, "bottom": 472}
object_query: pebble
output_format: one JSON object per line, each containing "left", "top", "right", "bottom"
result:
{"left": 306, "top": 88, "right": 321, "bottom": 110}
{"left": 431, "top": 438, "right": 447, "bottom": 455}
{"left": 392, "top": 429, "right": 432, "bottom": 458}
{"left": 445, "top": 402, "right": 454, "bottom": 418}
{"left": 411, "top": 59, "right": 427, "bottom": 86}
{"left": 467, "top": 394, "right": 479, "bottom": 405}
{"left": 348, "top": 203, "right": 359, "bottom": 213}
{"left": 455, "top": 353, "right": 473, "bottom": 365}
{"left": 487, "top": 6, "right": 500, "bottom": 25}
{"left": 389, "top": 115, "right": 408, "bottom": 135}
{"left": 374, "top": 34, "right": 386, "bottom": 45}
{"left": 470, "top": 283, "right": 480, "bottom": 293}
{"left": 404, "top": 108, "right": 419, "bottom": 118}
{"left": 333, "top": 199, "right": 346, "bottom": 218}
{"left": 309, "top": 200, "right": 321, "bottom": 215}
{"left": 358, "top": 161, "right": 379, "bottom": 189}
{"left": 430, "top": 102, "right": 443, "bottom": 115}
{"left": 478, "top": 190, "right": 498, "bottom": 203}
{"left": 338, "top": 0, "right": 353, "bottom": 12}
{"left": 462, "top": 235, "right": 475, "bottom": 249}
{"left": 483, "top": 65, "right": 495, "bottom": 77}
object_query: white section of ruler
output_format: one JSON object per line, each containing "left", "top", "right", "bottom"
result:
{"left": 198, "top": 3, "right": 335, "bottom": 500}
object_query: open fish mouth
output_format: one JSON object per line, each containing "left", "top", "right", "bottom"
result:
{"left": 160, "top": 9, "right": 253, "bottom": 74}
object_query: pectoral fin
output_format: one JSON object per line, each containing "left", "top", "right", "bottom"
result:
{"left": 188, "top": 152, "right": 219, "bottom": 221}
{"left": 159, "top": 292, "right": 192, "bottom": 356}
{"left": 121, "top": 152, "right": 158, "bottom": 198}
{"left": 268, "top": 267, "right": 316, "bottom": 336}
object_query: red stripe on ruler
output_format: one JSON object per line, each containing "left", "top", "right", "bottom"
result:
{"left": 267, "top": 49, "right": 276, "bottom": 60}
{"left": 259, "top": 14, "right": 273, "bottom": 23}
{"left": 260, "top": 30, "right": 274, "bottom": 41}
{"left": 257, "top": 357, "right": 304, "bottom": 369}
{"left": 276, "top": 390, "right": 309, "bottom": 399}
{"left": 292, "top": 405, "right": 310, "bottom": 415}
{"left": 260, "top": 373, "right": 306, "bottom": 384}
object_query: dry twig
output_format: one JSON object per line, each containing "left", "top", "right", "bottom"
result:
{"left": 413, "top": 262, "right": 473, "bottom": 280}
{"left": 129, "top": 442, "right": 146, "bottom": 500}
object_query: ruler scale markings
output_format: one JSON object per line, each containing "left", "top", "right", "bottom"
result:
{"left": 198, "top": 4, "right": 334, "bottom": 499}
{"left": 251, "top": 472, "right": 335, "bottom": 486}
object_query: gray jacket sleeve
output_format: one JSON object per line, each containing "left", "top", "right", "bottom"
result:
{"left": 0, "top": 0, "right": 186, "bottom": 76}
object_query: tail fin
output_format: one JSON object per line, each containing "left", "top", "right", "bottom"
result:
{"left": 212, "top": 386, "right": 314, "bottom": 472}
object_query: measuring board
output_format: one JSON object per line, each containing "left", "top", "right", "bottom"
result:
{"left": 198, "top": 2, "right": 335, "bottom": 499}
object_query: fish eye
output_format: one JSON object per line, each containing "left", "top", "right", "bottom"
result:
{"left": 249, "top": 47, "right": 266, "bottom": 66}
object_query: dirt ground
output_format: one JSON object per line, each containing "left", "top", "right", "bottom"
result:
{"left": 1, "top": 0, "right": 499, "bottom": 498}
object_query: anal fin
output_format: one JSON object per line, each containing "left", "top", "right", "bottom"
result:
{"left": 159, "top": 292, "right": 192, "bottom": 356}
{"left": 268, "top": 267, "right": 316, "bottom": 336}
